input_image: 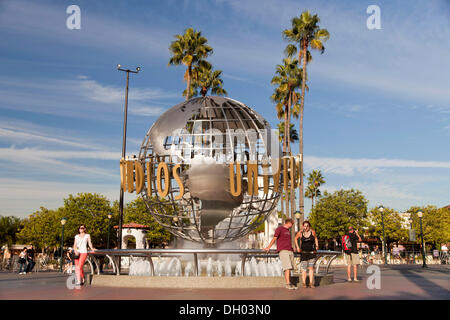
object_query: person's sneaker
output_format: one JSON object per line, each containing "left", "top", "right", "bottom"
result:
{"left": 353, "top": 279, "right": 360, "bottom": 282}
{"left": 347, "top": 279, "right": 353, "bottom": 282}
{"left": 285, "top": 284, "right": 297, "bottom": 290}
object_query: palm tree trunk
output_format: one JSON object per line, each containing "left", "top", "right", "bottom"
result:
{"left": 287, "top": 89, "right": 292, "bottom": 155}
{"left": 283, "top": 106, "right": 289, "bottom": 220}
{"left": 298, "top": 40, "right": 308, "bottom": 224}
{"left": 186, "top": 65, "right": 192, "bottom": 100}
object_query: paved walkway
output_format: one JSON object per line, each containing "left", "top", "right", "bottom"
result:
{"left": 0, "top": 265, "right": 448, "bottom": 300}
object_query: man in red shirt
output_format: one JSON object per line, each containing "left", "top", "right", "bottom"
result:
{"left": 264, "top": 218, "right": 297, "bottom": 289}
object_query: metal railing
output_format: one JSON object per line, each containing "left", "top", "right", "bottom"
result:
{"left": 87, "top": 249, "right": 342, "bottom": 277}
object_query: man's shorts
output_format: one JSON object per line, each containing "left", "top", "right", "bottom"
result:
{"left": 300, "top": 258, "right": 315, "bottom": 272}
{"left": 279, "top": 250, "right": 294, "bottom": 271}
{"left": 345, "top": 253, "right": 360, "bottom": 266}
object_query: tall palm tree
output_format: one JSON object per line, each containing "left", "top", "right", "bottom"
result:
{"left": 306, "top": 169, "right": 325, "bottom": 210}
{"left": 168, "top": 28, "right": 213, "bottom": 100}
{"left": 283, "top": 11, "right": 329, "bottom": 221}
{"left": 305, "top": 184, "right": 317, "bottom": 211}
{"left": 277, "top": 122, "right": 299, "bottom": 144}
{"left": 271, "top": 58, "right": 302, "bottom": 221}
{"left": 271, "top": 58, "right": 302, "bottom": 155}
{"left": 185, "top": 64, "right": 227, "bottom": 97}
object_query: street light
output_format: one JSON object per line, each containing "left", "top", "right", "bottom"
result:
{"left": 378, "top": 205, "right": 388, "bottom": 265}
{"left": 117, "top": 64, "right": 141, "bottom": 255}
{"left": 59, "top": 217, "right": 67, "bottom": 273}
{"left": 417, "top": 210, "right": 427, "bottom": 268}
{"left": 409, "top": 217, "right": 415, "bottom": 264}
{"left": 294, "top": 211, "right": 302, "bottom": 233}
{"left": 107, "top": 213, "right": 112, "bottom": 249}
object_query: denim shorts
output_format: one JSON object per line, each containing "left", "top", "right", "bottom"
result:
{"left": 300, "top": 258, "right": 315, "bottom": 271}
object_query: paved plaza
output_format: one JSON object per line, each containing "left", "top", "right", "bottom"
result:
{"left": 0, "top": 265, "right": 448, "bottom": 300}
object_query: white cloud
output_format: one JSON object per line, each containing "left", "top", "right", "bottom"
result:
{"left": 0, "top": 146, "right": 117, "bottom": 179}
{"left": 130, "top": 106, "right": 167, "bottom": 117}
{"left": 305, "top": 155, "right": 450, "bottom": 176}
{"left": 0, "top": 178, "right": 138, "bottom": 217}
{"left": 0, "top": 76, "right": 177, "bottom": 119}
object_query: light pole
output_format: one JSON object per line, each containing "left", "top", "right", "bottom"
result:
{"left": 409, "top": 217, "right": 415, "bottom": 264}
{"left": 378, "top": 205, "right": 388, "bottom": 265}
{"left": 59, "top": 217, "right": 67, "bottom": 273}
{"left": 417, "top": 210, "right": 427, "bottom": 268}
{"left": 107, "top": 213, "right": 112, "bottom": 249}
{"left": 294, "top": 211, "right": 302, "bottom": 233}
{"left": 117, "top": 64, "right": 140, "bottom": 253}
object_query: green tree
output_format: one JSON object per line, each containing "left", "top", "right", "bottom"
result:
{"left": 406, "top": 205, "right": 450, "bottom": 248}
{"left": 17, "top": 207, "right": 62, "bottom": 251}
{"left": 168, "top": 27, "right": 213, "bottom": 100}
{"left": 59, "top": 193, "right": 117, "bottom": 249}
{"left": 366, "top": 207, "right": 409, "bottom": 243}
{"left": 0, "top": 216, "right": 22, "bottom": 246}
{"left": 122, "top": 197, "right": 172, "bottom": 246}
{"left": 277, "top": 122, "right": 299, "bottom": 144}
{"left": 305, "top": 169, "right": 325, "bottom": 210}
{"left": 271, "top": 57, "right": 302, "bottom": 155}
{"left": 186, "top": 63, "right": 227, "bottom": 97}
{"left": 309, "top": 189, "right": 368, "bottom": 240}
{"left": 283, "top": 10, "right": 329, "bottom": 220}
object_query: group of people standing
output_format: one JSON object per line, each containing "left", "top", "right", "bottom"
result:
{"left": 17, "top": 245, "right": 35, "bottom": 274}
{"left": 265, "top": 218, "right": 362, "bottom": 289}
{"left": 265, "top": 218, "right": 320, "bottom": 290}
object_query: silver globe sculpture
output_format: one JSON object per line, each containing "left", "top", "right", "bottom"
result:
{"left": 138, "top": 96, "right": 282, "bottom": 245}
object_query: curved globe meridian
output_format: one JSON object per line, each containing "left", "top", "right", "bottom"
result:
{"left": 138, "top": 96, "right": 281, "bottom": 245}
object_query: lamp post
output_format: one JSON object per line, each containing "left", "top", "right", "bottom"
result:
{"left": 59, "top": 217, "right": 67, "bottom": 273}
{"left": 294, "top": 211, "right": 302, "bottom": 233}
{"left": 107, "top": 213, "right": 112, "bottom": 249}
{"left": 417, "top": 210, "right": 427, "bottom": 268}
{"left": 117, "top": 64, "right": 140, "bottom": 253}
{"left": 378, "top": 205, "right": 388, "bottom": 265}
{"left": 409, "top": 217, "right": 415, "bottom": 264}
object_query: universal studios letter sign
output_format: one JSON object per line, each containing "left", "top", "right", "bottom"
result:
{"left": 119, "top": 155, "right": 302, "bottom": 199}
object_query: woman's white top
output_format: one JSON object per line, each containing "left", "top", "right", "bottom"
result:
{"left": 75, "top": 234, "right": 90, "bottom": 253}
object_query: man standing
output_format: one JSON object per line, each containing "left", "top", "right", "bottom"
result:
{"left": 264, "top": 218, "right": 297, "bottom": 290}
{"left": 26, "top": 245, "right": 35, "bottom": 273}
{"left": 344, "top": 226, "right": 362, "bottom": 282}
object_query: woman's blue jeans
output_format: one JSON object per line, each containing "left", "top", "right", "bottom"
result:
{"left": 19, "top": 263, "right": 26, "bottom": 273}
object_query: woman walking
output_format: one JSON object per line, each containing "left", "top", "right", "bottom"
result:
{"left": 64, "top": 247, "right": 74, "bottom": 274}
{"left": 18, "top": 247, "right": 28, "bottom": 274}
{"left": 73, "top": 224, "right": 95, "bottom": 285}
{"left": 295, "top": 221, "right": 319, "bottom": 288}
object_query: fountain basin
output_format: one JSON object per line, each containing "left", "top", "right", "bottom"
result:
{"left": 89, "top": 274, "right": 333, "bottom": 288}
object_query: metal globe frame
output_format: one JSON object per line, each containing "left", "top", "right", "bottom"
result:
{"left": 138, "top": 97, "right": 282, "bottom": 245}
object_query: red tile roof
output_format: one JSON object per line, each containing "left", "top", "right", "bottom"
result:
{"left": 113, "top": 222, "right": 150, "bottom": 229}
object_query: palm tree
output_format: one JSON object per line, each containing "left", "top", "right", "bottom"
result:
{"left": 283, "top": 10, "right": 329, "bottom": 221}
{"left": 270, "top": 58, "right": 302, "bottom": 155}
{"left": 185, "top": 64, "right": 227, "bottom": 97}
{"left": 277, "top": 122, "right": 299, "bottom": 144}
{"left": 168, "top": 28, "right": 213, "bottom": 100}
{"left": 271, "top": 58, "right": 303, "bottom": 221}
{"left": 305, "top": 169, "right": 325, "bottom": 210}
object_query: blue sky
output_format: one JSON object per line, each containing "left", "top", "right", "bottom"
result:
{"left": 0, "top": 0, "right": 449, "bottom": 218}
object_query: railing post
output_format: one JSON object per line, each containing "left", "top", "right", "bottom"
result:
{"left": 147, "top": 254, "right": 155, "bottom": 276}
{"left": 241, "top": 253, "right": 247, "bottom": 276}
{"left": 194, "top": 253, "right": 199, "bottom": 276}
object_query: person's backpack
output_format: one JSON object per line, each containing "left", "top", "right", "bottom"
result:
{"left": 342, "top": 235, "right": 352, "bottom": 254}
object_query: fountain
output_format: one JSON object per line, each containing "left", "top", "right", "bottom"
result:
{"left": 87, "top": 97, "right": 340, "bottom": 288}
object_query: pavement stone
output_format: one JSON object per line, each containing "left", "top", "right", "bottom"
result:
{"left": 0, "top": 265, "right": 448, "bottom": 300}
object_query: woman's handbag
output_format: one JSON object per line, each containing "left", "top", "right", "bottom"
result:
{"left": 72, "top": 252, "right": 80, "bottom": 260}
